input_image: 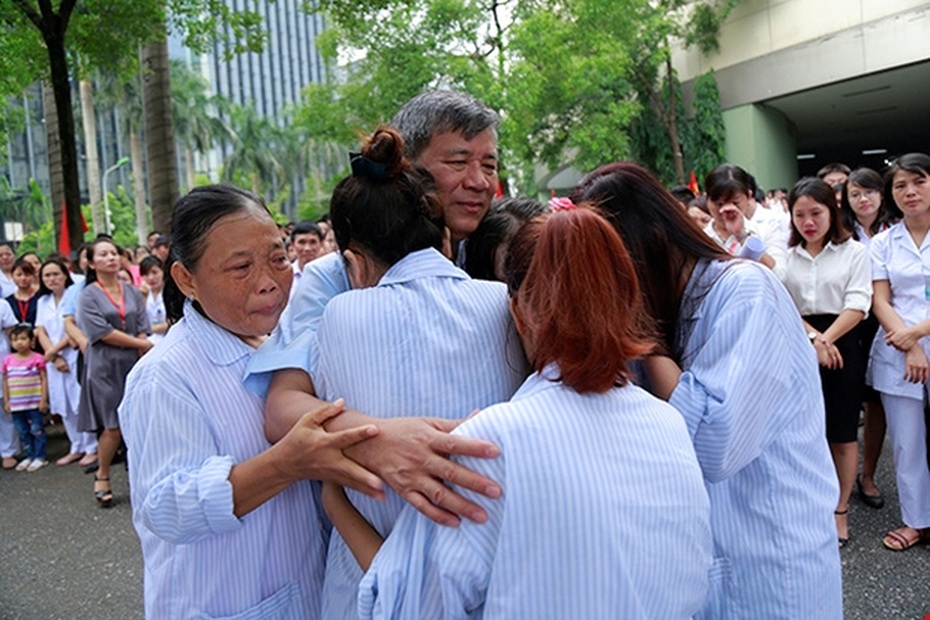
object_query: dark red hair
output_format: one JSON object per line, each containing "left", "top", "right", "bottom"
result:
{"left": 505, "top": 206, "right": 653, "bottom": 393}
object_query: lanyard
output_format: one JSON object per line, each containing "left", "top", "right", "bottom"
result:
{"left": 16, "top": 298, "right": 29, "bottom": 322}
{"left": 95, "top": 281, "right": 126, "bottom": 325}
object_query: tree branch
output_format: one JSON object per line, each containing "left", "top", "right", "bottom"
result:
{"left": 10, "top": 0, "right": 45, "bottom": 33}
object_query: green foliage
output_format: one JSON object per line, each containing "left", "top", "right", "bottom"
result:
{"left": 688, "top": 71, "right": 727, "bottom": 184}
{"left": 298, "top": 0, "right": 738, "bottom": 195}
{"left": 167, "top": 0, "right": 268, "bottom": 59}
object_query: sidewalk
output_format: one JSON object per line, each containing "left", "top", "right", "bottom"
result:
{"left": 1, "top": 423, "right": 928, "bottom": 618}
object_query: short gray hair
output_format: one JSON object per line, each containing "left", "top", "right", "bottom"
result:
{"left": 391, "top": 90, "right": 499, "bottom": 162}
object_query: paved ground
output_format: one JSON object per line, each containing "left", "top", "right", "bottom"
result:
{"left": 1, "top": 423, "right": 929, "bottom": 619}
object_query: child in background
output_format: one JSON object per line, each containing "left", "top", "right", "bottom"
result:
{"left": 3, "top": 323, "right": 49, "bottom": 471}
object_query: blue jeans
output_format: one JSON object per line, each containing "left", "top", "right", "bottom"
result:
{"left": 11, "top": 409, "right": 46, "bottom": 461}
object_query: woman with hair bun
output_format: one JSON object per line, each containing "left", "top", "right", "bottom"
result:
{"left": 268, "top": 125, "right": 527, "bottom": 620}
{"left": 325, "top": 204, "right": 712, "bottom": 619}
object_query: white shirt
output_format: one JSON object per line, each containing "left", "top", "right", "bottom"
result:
{"left": 120, "top": 303, "right": 325, "bottom": 619}
{"left": 0, "top": 271, "right": 15, "bottom": 298}
{"left": 867, "top": 222, "right": 930, "bottom": 398}
{"left": 703, "top": 217, "right": 787, "bottom": 266}
{"left": 776, "top": 239, "right": 872, "bottom": 316}
{"left": 360, "top": 368, "right": 712, "bottom": 620}
{"left": 144, "top": 290, "right": 166, "bottom": 345}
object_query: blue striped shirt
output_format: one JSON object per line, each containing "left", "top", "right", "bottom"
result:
{"left": 120, "top": 302, "right": 325, "bottom": 619}
{"left": 669, "top": 259, "right": 843, "bottom": 619}
{"left": 359, "top": 367, "right": 713, "bottom": 619}
{"left": 310, "top": 248, "right": 528, "bottom": 620}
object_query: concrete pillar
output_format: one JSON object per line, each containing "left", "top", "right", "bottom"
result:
{"left": 722, "top": 103, "right": 798, "bottom": 192}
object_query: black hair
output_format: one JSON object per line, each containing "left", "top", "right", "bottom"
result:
{"left": 573, "top": 162, "right": 728, "bottom": 353}
{"left": 330, "top": 125, "right": 444, "bottom": 268}
{"left": 885, "top": 153, "right": 930, "bottom": 214}
{"left": 817, "top": 162, "right": 851, "bottom": 179}
{"left": 36, "top": 257, "right": 75, "bottom": 298}
{"left": 787, "top": 177, "right": 850, "bottom": 247}
{"left": 840, "top": 167, "right": 899, "bottom": 238}
{"left": 163, "top": 184, "right": 270, "bottom": 322}
{"left": 139, "top": 255, "right": 164, "bottom": 277}
{"left": 11, "top": 257, "right": 35, "bottom": 278}
{"left": 465, "top": 197, "right": 548, "bottom": 281}
{"left": 291, "top": 221, "right": 324, "bottom": 242}
{"left": 84, "top": 238, "right": 120, "bottom": 286}
{"left": 704, "top": 164, "right": 754, "bottom": 204}
{"left": 10, "top": 323, "right": 34, "bottom": 340}
{"left": 668, "top": 185, "right": 696, "bottom": 206}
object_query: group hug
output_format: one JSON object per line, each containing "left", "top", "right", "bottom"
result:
{"left": 115, "top": 89, "right": 930, "bottom": 619}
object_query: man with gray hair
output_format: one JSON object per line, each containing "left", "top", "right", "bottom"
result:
{"left": 251, "top": 90, "right": 505, "bottom": 527}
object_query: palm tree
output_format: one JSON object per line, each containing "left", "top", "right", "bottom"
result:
{"left": 141, "top": 33, "right": 178, "bottom": 234}
{"left": 96, "top": 68, "right": 149, "bottom": 245}
{"left": 222, "top": 103, "right": 282, "bottom": 197}
{"left": 170, "top": 60, "right": 234, "bottom": 191}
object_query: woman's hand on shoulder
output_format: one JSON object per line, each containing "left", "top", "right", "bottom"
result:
{"left": 275, "top": 398, "right": 384, "bottom": 499}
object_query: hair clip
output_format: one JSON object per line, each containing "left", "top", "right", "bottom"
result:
{"left": 548, "top": 196, "right": 577, "bottom": 211}
{"left": 350, "top": 152, "right": 389, "bottom": 182}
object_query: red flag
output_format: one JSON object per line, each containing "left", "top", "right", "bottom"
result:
{"left": 688, "top": 171, "right": 699, "bottom": 196}
{"left": 495, "top": 180, "right": 503, "bottom": 198}
{"left": 79, "top": 205, "right": 88, "bottom": 233}
{"left": 58, "top": 201, "right": 71, "bottom": 257}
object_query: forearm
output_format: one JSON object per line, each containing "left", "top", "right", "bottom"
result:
{"left": 323, "top": 484, "right": 383, "bottom": 571}
{"left": 228, "top": 443, "right": 299, "bottom": 517}
{"left": 99, "top": 329, "right": 149, "bottom": 349}
{"left": 63, "top": 317, "right": 87, "bottom": 349}
{"left": 642, "top": 355, "right": 683, "bottom": 401}
{"left": 820, "top": 309, "right": 865, "bottom": 344}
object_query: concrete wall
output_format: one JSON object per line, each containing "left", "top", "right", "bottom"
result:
{"left": 722, "top": 104, "right": 798, "bottom": 191}
{"left": 675, "top": 0, "right": 930, "bottom": 91}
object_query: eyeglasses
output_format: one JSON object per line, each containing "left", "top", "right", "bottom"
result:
{"left": 848, "top": 189, "right": 880, "bottom": 201}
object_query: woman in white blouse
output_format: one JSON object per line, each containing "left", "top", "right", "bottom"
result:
{"left": 776, "top": 177, "right": 872, "bottom": 548}
{"left": 841, "top": 168, "right": 900, "bottom": 509}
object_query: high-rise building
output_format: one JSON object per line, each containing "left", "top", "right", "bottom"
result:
{"left": 1, "top": 0, "right": 326, "bottom": 238}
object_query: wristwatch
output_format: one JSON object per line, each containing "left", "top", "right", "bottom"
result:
{"left": 807, "top": 331, "right": 818, "bottom": 343}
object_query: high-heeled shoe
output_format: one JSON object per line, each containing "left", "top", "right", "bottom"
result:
{"left": 94, "top": 475, "right": 113, "bottom": 508}
{"left": 835, "top": 509, "right": 849, "bottom": 549}
{"left": 856, "top": 476, "right": 884, "bottom": 509}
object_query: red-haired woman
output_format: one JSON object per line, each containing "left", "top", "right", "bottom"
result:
{"left": 327, "top": 205, "right": 713, "bottom": 619}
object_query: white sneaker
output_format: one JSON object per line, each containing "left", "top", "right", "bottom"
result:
{"left": 15, "top": 458, "right": 32, "bottom": 471}
{"left": 27, "top": 459, "right": 48, "bottom": 472}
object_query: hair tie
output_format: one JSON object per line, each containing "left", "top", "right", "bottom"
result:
{"left": 350, "top": 152, "right": 389, "bottom": 181}
{"left": 549, "top": 196, "right": 577, "bottom": 211}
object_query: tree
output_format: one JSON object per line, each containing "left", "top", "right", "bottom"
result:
{"left": 222, "top": 103, "right": 283, "bottom": 197}
{"left": 96, "top": 68, "right": 150, "bottom": 245}
{"left": 2, "top": 1, "right": 162, "bottom": 252}
{"left": 1, "top": 1, "right": 271, "bottom": 248}
{"left": 300, "top": 0, "right": 738, "bottom": 193}
{"left": 170, "top": 60, "right": 234, "bottom": 191}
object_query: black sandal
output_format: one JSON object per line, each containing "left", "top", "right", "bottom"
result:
{"left": 834, "top": 509, "right": 849, "bottom": 548}
{"left": 94, "top": 475, "right": 113, "bottom": 508}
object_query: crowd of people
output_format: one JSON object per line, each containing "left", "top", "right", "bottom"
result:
{"left": 4, "top": 87, "right": 929, "bottom": 618}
